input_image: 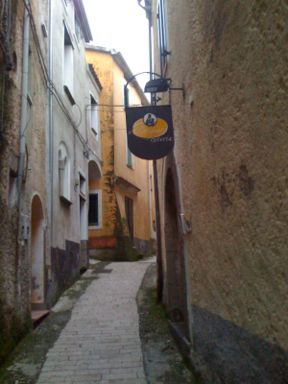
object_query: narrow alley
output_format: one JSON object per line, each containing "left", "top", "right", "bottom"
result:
{"left": 36, "top": 261, "right": 148, "bottom": 384}
{"left": 1, "top": 0, "right": 287, "bottom": 382}
{"left": 0, "top": 258, "right": 195, "bottom": 384}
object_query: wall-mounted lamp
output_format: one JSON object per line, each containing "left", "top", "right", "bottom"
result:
{"left": 144, "top": 78, "right": 171, "bottom": 93}
{"left": 144, "top": 77, "right": 185, "bottom": 99}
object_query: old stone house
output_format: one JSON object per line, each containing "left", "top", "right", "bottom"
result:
{"left": 148, "top": 0, "right": 288, "bottom": 382}
{"left": 0, "top": 0, "right": 31, "bottom": 364}
{"left": 86, "top": 46, "right": 154, "bottom": 260}
{"left": 0, "top": 0, "right": 102, "bottom": 363}
{"left": 46, "top": 0, "right": 101, "bottom": 305}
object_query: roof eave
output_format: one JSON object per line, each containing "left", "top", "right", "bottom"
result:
{"left": 74, "top": 0, "right": 93, "bottom": 42}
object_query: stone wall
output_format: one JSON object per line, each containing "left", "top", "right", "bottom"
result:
{"left": 47, "top": 241, "right": 80, "bottom": 306}
{"left": 153, "top": 0, "right": 288, "bottom": 382}
{"left": 0, "top": 0, "right": 32, "bottom": 364}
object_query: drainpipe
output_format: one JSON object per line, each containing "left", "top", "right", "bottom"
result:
{"left": 16, "top": 3, "right": 30, "bottom": 300}
{"left": 48, "top": 0, "right": 54, "bottom": 248}
{"left": 149, "top": 23, "right": 164, "bottom": 304}
{"left": 148, "top": 4, "right": 164, "bottom": 303}
{"left": 17, "top": 4, "right": 30, "bottom": 223}
{"left": 138, "top": 0, "right": 164, "bottom": 303}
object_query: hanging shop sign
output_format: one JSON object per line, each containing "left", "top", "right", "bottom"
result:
{"left": 125, "top": 105, "right": 174, "bottom": 160}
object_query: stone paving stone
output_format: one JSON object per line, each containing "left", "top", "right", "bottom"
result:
{"left": 36, "top": 261, "right": 151, "bottom": 384}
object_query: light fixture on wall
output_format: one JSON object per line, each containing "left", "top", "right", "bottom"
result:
{"left": 144, "top": 76, "right": 185, "bottom": 98}
{"left": 144, "top": 77, "right": 171, "bottom": 93}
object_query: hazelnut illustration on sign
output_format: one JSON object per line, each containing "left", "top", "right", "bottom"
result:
{"left": 132, "top": 113, "right": 168, "bottom": 139}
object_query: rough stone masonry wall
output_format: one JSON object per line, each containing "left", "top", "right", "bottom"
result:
{"left": 0, "top": 0, "right": 31, "bottom": 365}
{"left": 160, "top": 0, "right": 288, "bottom": 382}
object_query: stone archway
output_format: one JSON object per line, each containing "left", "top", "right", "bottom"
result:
{"left": 165, "top": 167, "right": 190, "bottom": 340}
{"left": 88, "top": 159, "right": 102, "bottom": 182}
{"left": 30, "top": 194, "right": 45, "bottom": 305}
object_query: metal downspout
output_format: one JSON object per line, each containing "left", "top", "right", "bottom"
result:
{"left": 16, "top": 3, "right": 30, "bottom": 300}
{"left": 17, "top": 5, "right": 29, "bottom": 221}
{"left": 48, "top": 0, "right": 54, "bottom": 248}
{"left": 148, "top": 5, "right": 164, "bottom": 303}
{"left": 138, "top": 0, "right": 164, "bottom": 303}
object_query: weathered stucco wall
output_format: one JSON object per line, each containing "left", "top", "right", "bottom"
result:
{"left": 86, "top": 50, "right": 117, "bottom": 250}
{"left": 86, "top": 48, "right": 153, "bottom": 258}
{"left": 112, "top": 62, "right": 151, "bottom": 245}
{"left": 46, "top": 0, "right": 101, "bottom": 303}
{"left": 0, "top": 0, "right": 31, "bottom": 364}
{"left": 153, "top": 0, "right": 288, "bottom": 382}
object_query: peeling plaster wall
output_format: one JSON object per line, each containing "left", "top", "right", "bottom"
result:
{"left": 153, "top": 0, "right": 288, "bottom": 382}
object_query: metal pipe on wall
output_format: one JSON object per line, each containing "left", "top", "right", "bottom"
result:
{"left": 48, "top": 0, "right": 54, "bottom": 248}
{"left": 138, "top": 0, "right": 164, "bottom": 303}
{"left": 16, "top": 2, "right": 30, "bottom": 301}
{"left": 17, "top": 5, "right": 30, "bottom": 210}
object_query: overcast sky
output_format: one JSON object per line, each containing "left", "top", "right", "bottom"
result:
{"left": 83, "top": 0, "right": 150, "bottom": 88}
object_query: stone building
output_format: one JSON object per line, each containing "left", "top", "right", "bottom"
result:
{"left": 46, "top": 0, "right": 101, "bottom": 305}
{"left": 0, "top": 0, "right": 101, "bottom": 362}
{"left": 86, "top": 46, "right": 154, "bottom": 260}
{"left": 0, "top": 0, "right": 48, "bottom": 364}
{"left": 148, "top": 0, "right": 288, "bottom": 382}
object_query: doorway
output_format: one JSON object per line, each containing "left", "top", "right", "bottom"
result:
{"left": 30, "top": 194, "right": 45, "bottom": 305}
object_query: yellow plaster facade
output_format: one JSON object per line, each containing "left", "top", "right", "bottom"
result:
{"left": 86, "top": 47, "right": 153, "bottom": 258}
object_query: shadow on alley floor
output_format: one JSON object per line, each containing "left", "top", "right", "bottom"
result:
{"left": 0, "top": 259, "right": 200, "bottom": 384}
{"left": 137, "top": 263, "right": 202, "bottom": 384}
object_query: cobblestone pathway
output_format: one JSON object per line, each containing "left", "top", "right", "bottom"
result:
{"left": 36, "top": 261, "right": 151, "bottom": 384}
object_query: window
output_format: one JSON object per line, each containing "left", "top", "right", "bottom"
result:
{"left": 79, "top": 172, "right": 86, "bottom": 198}
{"left": 127, "top": 141, "right": 133, "bottom": 168}
{"left": 88, "top": 190, "right": 102, "bottom": 228}
{"left": 58, "top": 143, "right": 71, "bottom": 202}
{"left": 124, "top": 87, "right": 133, "bottom": 168}
{"left": 124, "top": 85, "right": 130, "bottom": 107}
{"left": 63, "top": 24, "right": 74, "bottom": 94}
{"left": 157, "top": 0, "right": 169, "bottom": 75}
{"left": 75, "top": 15, "right": 82, "bottom": 41}
{"left": 79, "top": 173, "right": 87, "bottom": 240}
{"left": 90, "top": 94, "right": 99, "bottom": 138}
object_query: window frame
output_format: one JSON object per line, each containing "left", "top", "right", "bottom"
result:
{"left": 124, "top": 86, "right": 133, "bottom": 168}
{"left": 63, "top": 22, "right": 74, "bottom": 95}
{"left": 88, "top": 189, "right": 102, "bottom": 229}
{"left": 126, "top": 139, "right": 133, "bottom": 169}
{"left": 90, "top": 93, "right": 100, "bottom": 139}
{"left": 58, "top": 142, "right": 71, "bottom": 204}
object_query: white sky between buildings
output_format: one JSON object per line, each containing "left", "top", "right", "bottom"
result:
{"left": 83, "top": 0, "right": 150, "bottom": 91}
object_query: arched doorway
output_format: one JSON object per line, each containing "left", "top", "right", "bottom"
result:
{"left": 30, "top": 194, "right": 45, "bottom": 305}
{"left": 165, "top": 168, "right": 190, "bottom": 340}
